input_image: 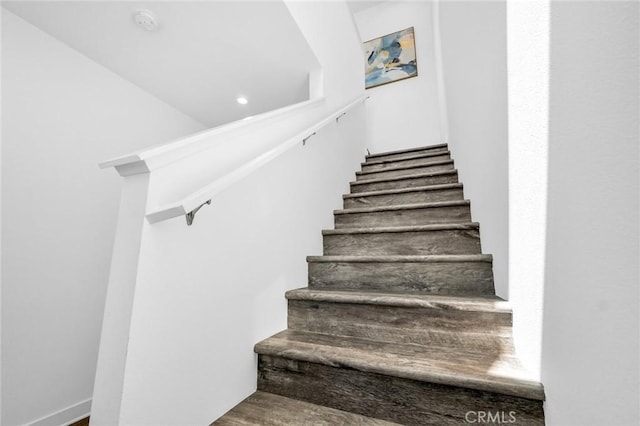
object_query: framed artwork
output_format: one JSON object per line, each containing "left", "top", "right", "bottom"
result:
{"left": 363, "top": 27, "right": 418, "bottom": 89}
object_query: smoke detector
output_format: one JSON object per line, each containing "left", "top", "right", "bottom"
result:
{"left": 133, "top": 9, "right": 159, "bottom": 32}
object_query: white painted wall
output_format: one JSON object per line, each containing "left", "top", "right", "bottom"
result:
{"left": 91, "top": 2, "right": 366, "bottom": 424}
{"left": 286, "top": 0, "right": 364, "bottom": 109}
{"left": 1, "top": 10, "right": 205, "bottom": 426}
{"left": 353, "top": 1, "right": 443, "bottom": 153}
{"left": 0, "top": 7, "right": 3, "bottom": 423}
{"left": 438, "top": 1, "right": 509, "bottom": 303}
{"left": 541, "top": 1, "right": 639, "bottom": 424}
{"left": 507, "top": 0, "right": 550, "bottom": 379}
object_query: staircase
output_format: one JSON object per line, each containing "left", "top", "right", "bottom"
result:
{"left": 213, "top": 144, "right": 545, "bottom": 425}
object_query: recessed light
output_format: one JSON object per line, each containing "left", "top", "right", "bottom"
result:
{"left": 237, "top": 97, "right": 248, "bottom": 105}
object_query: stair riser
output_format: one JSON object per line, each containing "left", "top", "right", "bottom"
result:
{"left": 308, "top": 260, "right": 495, "bottom": 296}
{"left": 288, "top": 300, "right": 510, "bottom": 345}
{"left": 367, "top": 147, "right": 449, "bottom": 163}
{"left": 344, "top": 188, "right": 464, "bottom": 208}
{"left": 258, "top": 355, "right": 545, "bottom": 426}
{"left": 351, "top": 173, "right": 458, "bottom": 193}
{"left": 357, "top": 163, "right": 455, "bottom": 182}
{"left": 362, "top": 153, "right": 451, "bottom": 172}
{"left": 335, "top": 205, "right": 471, "bottom": 228}
{"left": 323, "top": 229, "right": 482, "bottom": 256}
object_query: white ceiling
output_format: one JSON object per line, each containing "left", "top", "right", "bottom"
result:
{"left": 2, "top": 1, "right": 320, "bottom": 128}
{"left": 346, "top": 1, "right": 389, "bottom": 15}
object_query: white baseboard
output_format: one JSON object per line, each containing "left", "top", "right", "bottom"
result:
{"left": 26, "top": 399, "right": 91, "bottom": 426}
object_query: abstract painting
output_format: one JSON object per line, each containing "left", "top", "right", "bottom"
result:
{"left": 363, "top": 27, "right": 418, "bottom": 89}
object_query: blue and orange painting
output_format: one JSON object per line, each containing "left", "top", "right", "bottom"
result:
{"left": 363, "top": 27, "right": 418, "bottom": 89}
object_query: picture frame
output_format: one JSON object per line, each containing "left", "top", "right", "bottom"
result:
{"left": 363, "top": 26, "right": 418, "bottom": 89}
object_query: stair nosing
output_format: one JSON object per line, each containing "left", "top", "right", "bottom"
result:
{"left": 362, "top": 150, "right": 451, "bottom": 166}
{"left": 356, "top": 160, "right": 454, "bottom": 176}
{"left": 365, "top": 143, "right": 448, "bottom": 159}
{"left": 219, "top": 391, "right": 403, "bottom": 426}
{"left": 334, "top": 200, "right": 470, "bottom": 215}
{"left": 285, "top": 288, "right": 507, "bottom": 312}
{"left": 343, "top": 183, "right": 463, "bottom": 199}
{"left": 255, "top": 331, "right": 544, "bottom": 401}
{"left": 350, "top": 169, "right": 458, "bottom": 186}
{"left": 306, "top": 254, "right": 493, "bottom": 263}
{"left": 322, "top": 222, "right": 480, "bottom": 235}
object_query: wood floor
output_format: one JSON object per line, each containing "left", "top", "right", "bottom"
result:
{"left": 69, "top": 417, "right": 90, "bottom": 426}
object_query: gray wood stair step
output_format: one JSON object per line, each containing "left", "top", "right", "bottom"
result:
{"left": 286, "top": 288, "right": 510, "bottom": 346}
{"left": 308, "top": 254, "right": 493, "bottom": 263}
{"left": 323, "top": 223, "right": 482, "bottom": 256}
{"left": 256, "top": 329, "right": 544, "bottom": 401}
{"left": 366, "top": 143, "right": 448, "bottom": 159}
{"left": 307, "top": 254, "right": 495, "bottom": 296}
{"left": 366, "top": 143, "right": 448, "bottom": 163}
{"left": 269, "top": 328, "right": 516, "bottom": 366}
{"left": 212, "top": 391, "right": 400, "bottom": 425}
{"left": 286, "top": 287, "right": 506, "bottom": 312}
{"left": 362, "top": 151, "right": 452, "bottom": 172}
{"left": 343, "top": 183, "right": 464, "bottom": 208}
{"left": 323, "top": 223, "right": 479, "bottom": 235}
{"left": 256, "top": 331, "right": 545, "bottom": 425}
{"left": 258, "top": 355, "right": 544, "bottom": 426}
{"left": 356, "top": 160, "right": 455, "bottom": 181}
{"left": 334, "top": 200, "right": 472, "bottom": 228}
{"left": 350, "top": 170, "right": 459, "bottom": 193}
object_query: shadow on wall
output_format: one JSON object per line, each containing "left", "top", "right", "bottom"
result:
{"left": 541, "top": 1, "right": 639, "bottom": 424}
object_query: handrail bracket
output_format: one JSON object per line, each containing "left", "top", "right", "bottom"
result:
{"left": 302, "top": 132, "right": 316, "bottom": 146}
{"left": 186, "top": 200, "right": 212, "bottom": 226}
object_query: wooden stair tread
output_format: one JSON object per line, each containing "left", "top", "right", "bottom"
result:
{"left": 212, "top": 391, "right": 400, "bottom": 425}
{"left": 322, "top": 222, "right": 480, "bottom": 235}
{"left": 357, "top": 160, "right": 454, "bottom": 176}
{"left": 255, "top": 330, "right": 544, "bottom": 401}
{"left": 275, "top": 328, "right": 514, "bottom": 358}
{"left": 362, "top": 150, "right": 452, "bottom": 166}
{"left": 308, "top": 254, "right": 492, "bottom": 263}
{"left": 366, "top": 143, "right": 448, "bottom": 159}
{"left": 350, "top": 169, "right": 458, "bottom": 186}
{"left": 343, "top": 183, "right": 463, "bottom": 199}
{"left": 285, "top": 288, "right": 506, "bottom": 312}
{"left": 334, "top": 200, "right": 470, "bottom": 215}
{"left": 260, "top": 330, "right": 516, "bottom": 366}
